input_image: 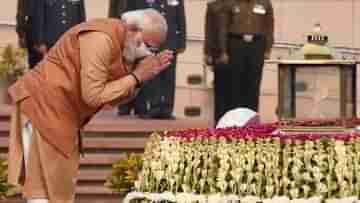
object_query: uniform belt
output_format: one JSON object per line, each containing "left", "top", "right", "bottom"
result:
{"left": 228, "top": 33, "right": 264, "bottom": 42}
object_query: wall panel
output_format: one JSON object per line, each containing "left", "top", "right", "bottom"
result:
{"left": 281, "top": 0, "right": 354, "bottom": 47}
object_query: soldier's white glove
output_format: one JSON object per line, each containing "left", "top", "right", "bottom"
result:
{"left": 204, "top": 54, "right": 213, "bottom": 66}
{"left": 217, "top": 53, "right": 229, "bottom": 64}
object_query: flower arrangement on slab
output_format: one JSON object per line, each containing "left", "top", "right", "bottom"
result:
{"left": 120, "top": 124, "right": 360, "bottom": 203}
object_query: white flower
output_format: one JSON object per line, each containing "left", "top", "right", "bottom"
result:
{"left": 231, "top": 169, "right": 243, "bottom": 181}
{"left": 339, "top": 196, "right": 357, "bottom": 203}
{"left": 226, "top": 194, "right": 240, "bottom": 203}
{"left": 201, "top": 169, "right": 208, "bottom": 177}
{"left": 196, "top": 194, "right": 207, "bottom": 203}
{"left": 176, "top": 192, "right": 195, "bottom": 203}
{"left": 241, "top": 195, "right": 261, "bottom": 203}
{"left": 290, "top": 188, "right": 300, "bottom": 199}
{"left": 317, "top": 182, "right": 328, "bottom": 195}
{"left": 265, "top": 185, "right": 275, "bottom": 198}
{"left": 263, "top": 198, "right": 275, "bottom": 203}
{"left": 134, "top": 181, "right": 141, "bottom": 190}
{"left": 217, "top": 181, "right": 228, "bottom": 193}
{"left": 123, "top": 192, "right": 146, "bottom": 203}
{"left": 154, "top": 170, "right": 164, "bottom": 181}
{"left": 326, "top": 198, "right": 341, "bottom": 203}
{"left": 218, "top": 172, "right": 227, "bottom": 180}
{"left": 306, "top": 197, "right": 321, "bottom": 203}
{"left": 291, "top": 198, "right": 308, "bottom": 203}
{"left": 208, "top": 194, "right": 224, "bottom": 203}
{"left": 239, "top": 184, "right": 248, "bottom": 193}
{"left": 334, "top": 141, "right": 346, "bottom": 156}
{"left": 181, "top": 184, "right": 191, "bottom": 193}
{"left": 160, "top": 191, "right": 176, "bottom": 202}
{"left": 271, "top": 196, "right": 291, "bottom": 203}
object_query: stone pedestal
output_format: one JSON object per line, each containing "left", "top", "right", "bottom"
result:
{"left": 275, "top": 60, "right": 358, "bottom": 119}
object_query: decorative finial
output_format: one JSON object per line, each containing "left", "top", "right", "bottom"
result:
{"left": 313, "top": 22, "right": 321, "bottom": 33}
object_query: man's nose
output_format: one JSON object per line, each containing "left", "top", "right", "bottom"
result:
{"left": 135, "top": 33, "right": 144, "bottom": 47}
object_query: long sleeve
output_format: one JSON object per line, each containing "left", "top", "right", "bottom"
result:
{"left": 16, "top": 0, "right": 26, "bottom": 38}
{"left": 108, "top": 0, "right": 119, "bottom": 17}
{"left": 108, "top": 0, "right": 128, "bottom": 18}
{"left": 32, "top": 0, "right": 45, "bottom": 45}
{"left": 126, "top": 0, "right": 136, "bottom": 12}
{"left": 265, "top": 1, "right": 274, "bottom": 54}
{"left": 176, "top": 0, "right": 187, "bottom": 50}
{"left": 218, "top": 6, "right": 230, "bottom": 54}
{"left": 79, "top": 0, "right": 86, "bottom": 22}
{"left": 119, "top": 0, "right": 129, "bottom": 15}
{"left": 203, "top": 5, "right": 211, "bottom": 56}
{"left": 79, "top": 32, "right": 137, "bottom": 108}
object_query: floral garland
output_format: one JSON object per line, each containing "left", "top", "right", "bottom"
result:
{"left": 275, "top": 118, "right": 360, "bottom": 128}
{"left": 106, "top": 154, "right": 143, "bottom": 194}
{"left": 0, "top": 45, "right": 28, "bottom": 82}
{"left": 0, "top": 159, "right": 15, "bottom": 199}
{"left": 123, "top": 192, "right": 360, "bottom": 203}
{"left": 129, "top": 125, "right": 360, "bottom": 202}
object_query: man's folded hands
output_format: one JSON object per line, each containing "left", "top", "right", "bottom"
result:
{"left": 132, "top": 49, "right": 174, "bottom": 82}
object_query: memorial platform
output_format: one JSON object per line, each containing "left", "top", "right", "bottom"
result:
{"left": 0, "top": 104, "right": 212, "bottom": 203}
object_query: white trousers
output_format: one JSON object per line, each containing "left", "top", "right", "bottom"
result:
{"left": 28, "top": 200, "right": 49, "bottom": 203}
{"left": 22, "top": 121, "right": 49, "bottom": 203}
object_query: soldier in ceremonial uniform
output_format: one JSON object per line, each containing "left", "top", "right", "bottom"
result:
{"left": 16, "top": 0, "right": 28, "bottom": 48}
{"left": 31, "top": 0, "right": 86, "bottom": 63}
{"left": 218, "top": 0, "right": 274, "bottom": 112}
{"left": 16, "top": 0, "right": 43, "bottom": 68}
{"left": 115, "top": 0, "right": 187, "bottom": 119}
{"left": 108, "top": 0, "right": 127, "bottom": 18}
{"left": 204, "top": 0, "right": 233, "bottom": 123}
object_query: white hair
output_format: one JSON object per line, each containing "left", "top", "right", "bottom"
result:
{"left": 121, "top": 8, "right": 168, "bottom": 42}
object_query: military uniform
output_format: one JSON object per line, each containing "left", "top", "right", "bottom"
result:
{"left": 16, "top": 0, "right": 28, "bottom": 48}
{"left": 204, "top": 0, "right": 233, "bottom": 123}
{"left": 116, "top": 0, "right": 187, "bottom": 119}
{"left": 108, "top": 0, "right": 127, "bottom": 18}
{"left": 219, "top": 0, "right": 274, "bottom": 112}
{"left": 31, "top": 0, "right": 86, "bottom": 60}
{"left": 204, "top": 0, "right": 223, "bottom": 63}
{"left": 16, "top": 0, "right": 43, "bottom": 68}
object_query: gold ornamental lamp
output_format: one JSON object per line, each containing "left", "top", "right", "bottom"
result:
{"left": 300, "top": 23, "right": 333, "bottom": 60}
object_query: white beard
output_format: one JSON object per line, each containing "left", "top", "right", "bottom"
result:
{"left": 123, "top": 40, "right": 138, "bottom": 64}
{"left": 135, "top": 42, "right": 153, "bottom": 58}
{"left": 123, "top": 40, "right": 153, "bottom": 65}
